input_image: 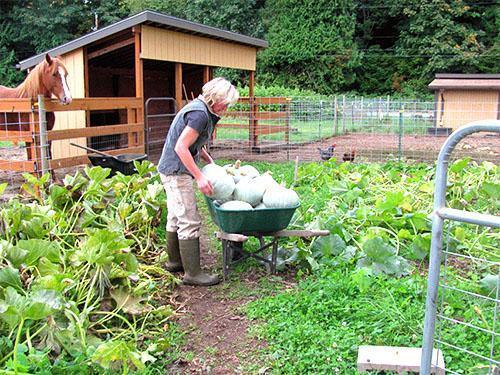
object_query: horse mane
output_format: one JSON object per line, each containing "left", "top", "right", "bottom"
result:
{"left": 17, "top": 60, "right": 48, "bottom": 98}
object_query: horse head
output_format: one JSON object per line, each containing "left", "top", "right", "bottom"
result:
{"left": 41, "top": 54, "right": 72, "bottom": 105}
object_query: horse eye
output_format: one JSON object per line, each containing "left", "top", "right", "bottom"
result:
{"left": 53, "top": 73, "right": 57, "bottom": 77}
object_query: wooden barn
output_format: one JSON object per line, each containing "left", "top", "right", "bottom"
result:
{"left": 17, "top": 10, "right": 267, "bottom": 160}
{"left": 428, "top": 74, "right": 500, "bottom": 131}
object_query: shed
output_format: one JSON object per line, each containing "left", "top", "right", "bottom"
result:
{"left": 428, "top": 74, "right": 500, "bottom": 131}
{"left": 18, "top": 10, "right": 267, "bottom": 159}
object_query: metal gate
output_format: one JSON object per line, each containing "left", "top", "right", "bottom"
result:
{"left": 421, "top": 120, "right": 500, "bottom": 374}
{"left": 145, "top": 97, "right": 177, "bottom": 158}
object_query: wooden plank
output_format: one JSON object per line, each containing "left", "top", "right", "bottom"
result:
{"left": 237, "top": 97, "right": 291, "bottom": 105}
{"left": 225, "top": 111, "right": 288, "bottom": 120}
{"left": 357, "top": 346, "right": 445, "bottom": 374}
{"left": 216, "top": 232, "right": 248, "bottom": 242}
{"left": 0, "top": 130, "right": 33, "bottom": 142}
{"left": 49, "top": 145, "right": 144, "bottom": 170}
{"left": 44, "top": 98, "right": 142, "bottom": 112}
{"left": 271, "top": 230, "right": 330, "bottom": 238}
{"left": 0, "top": 99, "right": 33, "bottom": 112}
{"left": 216, "top": 123, "right": 249, "bottom": 129}
{"left": 255, "top": 126, "right": 289, "bottom": 135}
{"left": 48, "top": 123, "right": 144, "bottom": 141}
{"left": 0, "top": 159, "right": 36, "bottom": 172}
{"left": 87, "top": 37, "right": 135, "bottom": 60}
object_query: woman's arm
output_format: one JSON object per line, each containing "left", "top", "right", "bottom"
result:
{"left": 201, "top": 146, "right": 214, "bottom": 164}
{"left": 174, "top": 126, "right": 213, "bottom": 196}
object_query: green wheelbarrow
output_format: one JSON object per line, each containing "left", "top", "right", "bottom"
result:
{"left": 205, "top": 197, "right": 329, "bottom": 279}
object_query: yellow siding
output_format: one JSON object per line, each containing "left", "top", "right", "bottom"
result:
{"left": 141, "top": 25, "right": 256, "bottom": 70}
{"left": 52, "top": 49, "right": 86, "bottom": 159}
{"left": 437, "top": 90, "right": 499, "bottom": 130}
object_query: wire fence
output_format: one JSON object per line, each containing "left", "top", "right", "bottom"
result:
{"left": 1, "top": 95, "right": 499, "bottom": 200}
{"left": 210, "top": 96, "right": 499, "bottom": 164}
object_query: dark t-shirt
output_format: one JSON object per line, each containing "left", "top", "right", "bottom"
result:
{"left": 156, "top": 99, "right": 220, "bottom": 176}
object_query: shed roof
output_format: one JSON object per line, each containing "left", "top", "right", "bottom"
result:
{"left": 18, "top": 10, "right": 268, "bottom": 70}
{"left": 429, "top": 74, "right": 500, "bottom": 91}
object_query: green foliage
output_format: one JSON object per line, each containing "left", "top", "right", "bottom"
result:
{"left": 258, "top": 0, "right": 359, "bottom": 95}
{"left": 0, "top": 163, "right": 181, "bottom": 373}
{"left": 246, "top": 268, "right": 494, "bottom": 373}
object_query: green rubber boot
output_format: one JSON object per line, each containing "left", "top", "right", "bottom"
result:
{"left": 179, "top": 238, "right": 220, "bottom": 286}
{"left": 165, "top": 231, "right": 183, "bottom": 272}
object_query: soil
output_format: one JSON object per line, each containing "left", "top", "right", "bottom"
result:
{"left": 165, "top": 225, "right": 295, "bottom": 374}
{"left": 209, "top": 132, "right": 500, "bottom": 164}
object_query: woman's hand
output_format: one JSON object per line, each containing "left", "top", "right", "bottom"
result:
{"left": 196, "top": 174, "right": 214, "bottom": 196}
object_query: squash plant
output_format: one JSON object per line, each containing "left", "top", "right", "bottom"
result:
{"left": 0, "top": 161, "right": 177, "bottom": 373}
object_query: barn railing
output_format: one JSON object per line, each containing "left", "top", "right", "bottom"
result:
{"left": 0, "top": 97, "right": 144, "bottom": 176}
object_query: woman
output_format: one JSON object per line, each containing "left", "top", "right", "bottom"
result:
{"left": 157, "top": 77, "right": 239, "bottom": 286}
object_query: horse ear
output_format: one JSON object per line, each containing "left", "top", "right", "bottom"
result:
{"left": 45, "top": 54, "right": 53, "bottom": 65}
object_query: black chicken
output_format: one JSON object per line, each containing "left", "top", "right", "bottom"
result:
{"left": 342, "top": 149, "right": 356, "bottom": 162}
{"left": 317, "top": 144, "right": 336, "bottom": 161}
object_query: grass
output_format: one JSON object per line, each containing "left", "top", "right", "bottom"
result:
{"left": 245, "top": 268, "right": 495, "bottom": 374}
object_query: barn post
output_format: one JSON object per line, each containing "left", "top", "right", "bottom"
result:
{"left": 133, "top": 26, "right": 144, "bottom": 151}
{"left": 249, "top": 70, "right": 257, "bottom": 148}
{"left": 175, "top": 63, "right": 183, "bottom": 112}
{"left": 83, "top": 47, "right": 90, "bottom": 132}
{"left": 203, "top": 66, "right": 210, "bottom": 84}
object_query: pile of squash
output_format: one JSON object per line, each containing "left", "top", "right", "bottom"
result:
{"left": 201, "top": 160, "right": 299, "bottom": 210}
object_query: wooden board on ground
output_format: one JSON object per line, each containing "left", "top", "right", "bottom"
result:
{"left": 357, "top": 345, "right": 445, "bottom": 374}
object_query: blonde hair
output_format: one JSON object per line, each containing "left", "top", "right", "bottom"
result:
{"left": 202, "top": 77, "right": 239, "bottom": 107}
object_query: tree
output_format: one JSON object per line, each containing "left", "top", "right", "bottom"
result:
{"left": 258, "top": 0, "right": 359, "bottom": 94}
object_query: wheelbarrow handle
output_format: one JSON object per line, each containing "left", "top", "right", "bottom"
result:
{"left": 69, "top": 142, "right": 118, "bottom": 160}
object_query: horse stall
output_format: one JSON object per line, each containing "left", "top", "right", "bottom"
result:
{"left": 1, "top": 10, "right": 267, "bottom": 178}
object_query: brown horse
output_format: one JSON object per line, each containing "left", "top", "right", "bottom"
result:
{"left": 0, "top": 53, "right": 72, "bottom": 178}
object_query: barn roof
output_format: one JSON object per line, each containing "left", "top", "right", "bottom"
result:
{"left": 429, "top": 74, "right": 500, "bottom": 91}
{"left": 18, "top": 10, "right": 268, "bottom": 70}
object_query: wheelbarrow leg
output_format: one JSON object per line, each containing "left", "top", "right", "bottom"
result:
{"left": 221, "top": 239, "right": 230, "bottom": 280}
{"left": 270, "top": 239, "right": 278, "bottom": 274}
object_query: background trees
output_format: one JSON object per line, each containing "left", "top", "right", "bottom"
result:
{"left": 0, "top": 0, "right": 497, "bottom": 97}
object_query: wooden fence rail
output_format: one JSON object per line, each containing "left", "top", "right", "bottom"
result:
{"left": 0, "top": 97, "right": 144, "bottom": 175}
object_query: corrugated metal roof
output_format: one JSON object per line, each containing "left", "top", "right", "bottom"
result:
{"left": 429, "top": 76, "right": 500, "bottom": 91}
{"left": 18, "top": 10, "right": 268, "bottom": 70}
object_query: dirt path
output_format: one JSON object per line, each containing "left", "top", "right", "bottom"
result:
{"left": 166, "top": 225, "right": 295, "bottom": 374}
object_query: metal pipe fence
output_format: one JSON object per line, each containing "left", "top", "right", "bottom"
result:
{"left": 421, "top": 120, "right": 500, "bottom": 374}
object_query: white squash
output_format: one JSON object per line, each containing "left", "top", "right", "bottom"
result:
{"left": 220, "top": 200, "right": 253, "bottom": 211}
{"left": 201, "top": 164, "right": 235, "bottom": 200}
{"left": 254, "top": 203, "right": 267, "bottom": 209}
{"left": 253, "top": 172, "right": 279, "bottom": 191}
{"left": 239, "top": 164, "right": 260, "bottom": 179}
{"left": 233, "top": 178, "right": 266, "bottom": 206}
{"left": 262, "top": 186, "right": 300, "bottom": 208}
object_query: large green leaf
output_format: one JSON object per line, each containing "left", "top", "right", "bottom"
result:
{"left": 0, "top": 266, "right": 23, "bottom": 292}
{"left": 92, "top": 340, "right": 144, "bottom": 371}
{"left": 357, "top": 237, "right": 410, "bottom": 277}
{"left": 479, "top": 274, "right": 498, "bottom": 297}
{"left": 16, "top": 239, "right": 59, "bottom": 266}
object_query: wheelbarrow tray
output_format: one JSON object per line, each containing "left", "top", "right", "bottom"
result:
{"left": 88, "top": 153, "right": 147, "bottom": 175}
{"left": 205, "top": 196, "right": 300, "bottom": 234}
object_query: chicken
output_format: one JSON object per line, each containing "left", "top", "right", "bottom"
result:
{"left": 317, "top": 144, "right": 336, "bottom": 161}
{"left": 342, "top": 149, "right": 356, "bottom": 162}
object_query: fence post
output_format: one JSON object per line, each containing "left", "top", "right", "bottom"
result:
{"left": 334, "top": 95, "right": 338, "bottom": 135}
{"left": 318, "top": 100, "right": 322, "bottom": 139}
{"left": 37, "top": 95, "right": 49, "bottom": 177}
{"left": 342, "top": 95, "right": 346, "bottom": 133}
{"left": 360, "top": 96, "right": 364, "bottom": 128}
{"left": 398, "top": 104, "right": 404, "bottom": 162}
